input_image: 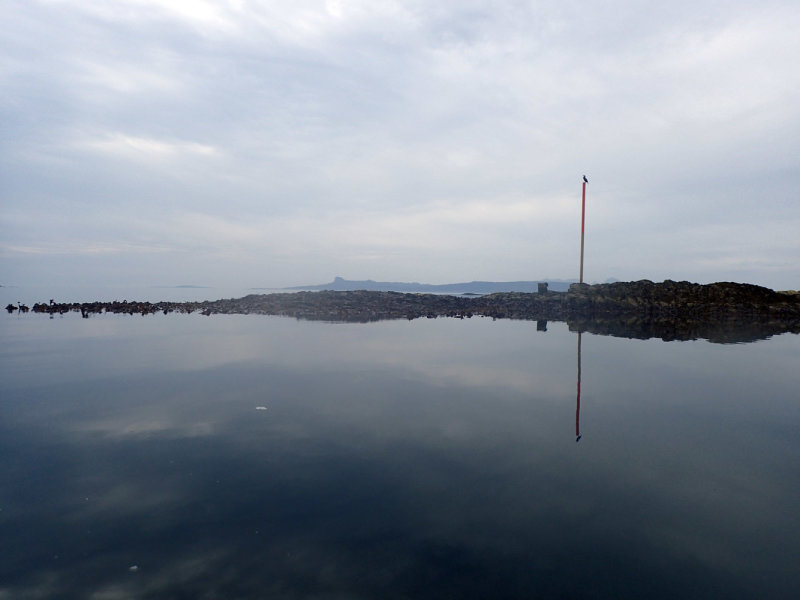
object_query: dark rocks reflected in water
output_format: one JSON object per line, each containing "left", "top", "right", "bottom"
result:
{"left": 1, "top": 315, "right": 798, "bottom": 599}
{"left": 566, "top": 316, "right": 800, "bottom": 344}
{"left": 20, "top": 281, "right": 800, "bottom": 343}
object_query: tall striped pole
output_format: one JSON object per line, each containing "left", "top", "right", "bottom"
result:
{"left": 579, "top": 176, "right": 587, "bottom": 284}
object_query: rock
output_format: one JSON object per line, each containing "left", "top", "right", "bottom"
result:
{"left": 18, "top": 281, "right": 800, "bottom": 343}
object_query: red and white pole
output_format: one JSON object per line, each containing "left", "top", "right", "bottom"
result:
{"left": 579, "top": 179, "right": 587, "bottom": 284}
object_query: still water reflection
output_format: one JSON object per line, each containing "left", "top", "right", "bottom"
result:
{"left": 1, "top": 314, "right": 798, "bottom": 599}
{"left": 577, "top": 332, "right": 583, "bottom": 443}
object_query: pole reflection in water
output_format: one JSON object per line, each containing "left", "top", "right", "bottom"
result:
{"left": 576, "top": 332, "right": 582, "bottom": 442}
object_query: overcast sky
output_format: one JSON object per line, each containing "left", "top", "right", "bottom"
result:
{"left": 2, "top": 0, "right": 798, "bottom": 290}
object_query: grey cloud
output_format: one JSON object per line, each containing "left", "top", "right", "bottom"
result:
{"left": 1, "top": 1, "right": 798, "bottom": 289}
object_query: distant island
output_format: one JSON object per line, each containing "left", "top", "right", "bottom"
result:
{"left": 282, "top": 276, "right": 583, "bottom": 294}
{"left": 11, "top": 280, "right": 800, "bottom": 344}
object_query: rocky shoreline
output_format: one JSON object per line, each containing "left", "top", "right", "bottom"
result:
{"left": 8, "top": 280, "right": 800, "bottom": 343}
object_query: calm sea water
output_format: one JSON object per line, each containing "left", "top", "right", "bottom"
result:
{"left": 1, "top": 310, "right": 798, "bottom": 599}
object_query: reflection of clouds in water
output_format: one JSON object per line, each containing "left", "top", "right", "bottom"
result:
{"left": 71, "top": 417, "right": 217, "bottom": 439}
{"left": 3, "top": 314, "right": 579, "bottom": 396}
{"left": 0, "top": 549, "right": 233, "bottom": 600}
{"left": 3, "top": 403, "right": 768, "bottom": 599}
{"left": 2, "top": 317, "right": 798, "bottom": 598}
{"left": 0, "top": 409, "right": 596, "bottom": 598}
{"left": 77, "top": 481, "right": 183, "bottom": 517}
{"left": 255, "top": 317, "right": 578, "bottom": 396}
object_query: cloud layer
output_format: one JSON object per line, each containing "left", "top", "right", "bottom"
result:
{"left": 2, "top": 0, "right": 798, "bottom": 289}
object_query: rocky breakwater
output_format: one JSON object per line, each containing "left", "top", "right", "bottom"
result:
{"left": 18, "top": 299, "right": 201, "bottom": 318}
{"left": 564, "top": 279, "right": 800, "bottom": 319}
{"left": 19, "top": 291, "right": 477, "bottom": 322}
{"left": 189, "top": 291, "right": 477, "bottom": 322}
{"left": 561, "top": 280, "right": 800, "bottom": 342}
{"left": 12, "top": 280, "right": 800, "bottom": 343}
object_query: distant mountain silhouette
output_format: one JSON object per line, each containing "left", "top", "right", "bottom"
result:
{"left": 284, "top": 276, "right": 578, "bottom": 294}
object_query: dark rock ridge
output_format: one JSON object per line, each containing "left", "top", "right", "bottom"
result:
{"left": 10, "top": 280, "right": 800, "bottom": 344}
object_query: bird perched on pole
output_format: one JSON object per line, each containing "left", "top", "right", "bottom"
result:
{"left": 583, "top": 175, "right": 588, "bottom": 184}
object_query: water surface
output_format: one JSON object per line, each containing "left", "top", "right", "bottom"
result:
{"left": 1, "top": 313, "right": 798, "bottom": 599}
